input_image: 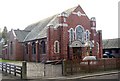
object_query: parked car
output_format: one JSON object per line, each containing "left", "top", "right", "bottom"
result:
{"left": 80, "top": 56, "right": 97, "bottom": 65}
{"left": 103, "top": 52, "right": 115, "bottom": 58}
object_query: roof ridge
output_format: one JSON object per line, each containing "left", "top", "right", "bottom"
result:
{"left": 24, "top": 5, "right": 79, "bottom": 41}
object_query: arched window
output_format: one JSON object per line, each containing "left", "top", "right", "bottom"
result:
{"left": 10, "top": 41, "right": 13, "bottom": 55}
{"left": 32, "top": 42, "right": 36, "bottom": 54}
{"left": 86, "top": 30, "right": 90, "bottom": 41}
{"left": 76, "top": 25, "right": 84, "bottom": 42}
{"left": 41, "top": 41, "right": 46, "bottom": 54}
{"left": 96, "top": 42, "right": 99, "bottom": 54}
{"left": 25, "top": 43, "right": 28, "bottom": 54}
{"left": 54, "top": 41, "right": 59, "bottom": 53}
{"left": 69, "top": 28, "right": 74, "bottom": 43}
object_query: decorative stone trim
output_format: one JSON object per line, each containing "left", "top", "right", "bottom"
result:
{"left": 28, "top": 42, "right": 31, "bottom": 45}
{"left": 58, "top": 12, "right": 68, "bottom": 17}
{"left": 72, "top": 11, "right": 86, "bottom": 17}
{"left": 58, "top": 23, "right": 68, "bottom": 27}
{"left": 69, "top": 40, "right": 84, "bottom": 47}
{"left": 36, "top": 40, "right": 39, "bottom": 43}
{"left": 91, "top": 27, "right": 96, "bottom": 30}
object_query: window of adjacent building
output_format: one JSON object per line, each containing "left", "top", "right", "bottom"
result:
{"left": 76, "top": 25, "right": 84, "bottom": 42}
{"left": 86, "top": 30, "right": 90, "bottom": 41}
{"left": 41, "top": 41, "right": 46, "bottom": 54}
{"left": 10, "top": 41, "right": 13, "bottom": 55}
{"left": 96, "top": 42, "right": 99, "bottom": 54}
{"left": 54, "top": 41, "right": 59, "bottom": 53}
{"left": 116, "top": 50, "right": 119, "bottom": 53}
{"left": 32, "top": 42, "right": 36, "bottom": 54}
{"left": 69, "top": 28, "right": 74, "bottom": 43}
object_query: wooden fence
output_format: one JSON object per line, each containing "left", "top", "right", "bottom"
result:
{"left": 0, "top": 61, "right": 27, "bottom": 79}
{"left": 62, "top": 58, "right": 120, "bottom": 75}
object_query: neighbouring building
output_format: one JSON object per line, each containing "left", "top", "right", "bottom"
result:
{"left": 103, "top": 38, "right": 120, "bottom": 58}
{"left": 3, "top": 29, "right": 30, "bottom": 60}
{"left": 4, "top": 5, "right": 103, "bottom": 62}
{"left": 0, "top": 37, "right": 4, "bottom": 58}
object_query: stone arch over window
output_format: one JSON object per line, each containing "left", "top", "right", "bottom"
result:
{"left": 32, "top": 42, "right": 36, "bottom": 54}
{"left": 41, "top": 41, "right": 46, "bottom": 54}
{"left": 69, "top": 28, "right": 74, "bottom": 43}
{"left": 85, "top": 30, "right": 90, "bottom": 41}
{"left": 75, "top": 25, "right": 85, "bottom": 42}
{"left": 54, "top": 40, "right": 59, "bottom": 53}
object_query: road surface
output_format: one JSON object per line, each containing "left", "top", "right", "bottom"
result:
{"left": 82, "top": 73, "right": 120, "bottom": 79}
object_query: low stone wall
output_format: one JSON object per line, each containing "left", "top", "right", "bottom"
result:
{"left": 6, "top": 62, "right": 62, "bottom": 79}
{"left": 27, "top": 63, "right": 62, "bottom": 79}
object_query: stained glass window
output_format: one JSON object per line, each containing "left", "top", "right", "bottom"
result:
{"left": 76, "top": 26, "right": 84, "bottom": 42}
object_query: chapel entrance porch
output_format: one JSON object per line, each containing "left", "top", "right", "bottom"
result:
{"left": 72, "top": 47, "right": 82, "bottom": 60}
{"left": 69, "top": 40, "right": 84, "bottom": 60}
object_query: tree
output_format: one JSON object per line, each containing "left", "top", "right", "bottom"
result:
{"left": 0, "top": 28, "right": 2, "bottom": 38}
{"left": 2, "top": 26, "right": 8, "bottom": 45}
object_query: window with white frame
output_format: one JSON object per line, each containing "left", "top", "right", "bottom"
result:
{"left": 86, "top": 30, "right": 90, "bottom": 41}
{"left": 69, "top": 28, "right": 74, "bottom": 43}
{"left": 54, "top": 41, "right": 59, "bottom": 53}
{"left": 76, "top": 25, "right": 84, "bottom": 42}
{"left": 96, "top": 42, "right": 99, "bottom": 54}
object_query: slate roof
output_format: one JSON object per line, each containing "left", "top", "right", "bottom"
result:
{"left": 103, "top": 38, "right": 120, "bottom": 49}
{"left": 14, "top": 30, "right": 30, "bottom": 42}
{"left": 24, "top": 15, "right": 57, "bottom": 41}
{"left": 24, "top": 6, "right": 78, "bottom": 42}
{"left": 24, "top": 23, "right": 38, "bottom": 31}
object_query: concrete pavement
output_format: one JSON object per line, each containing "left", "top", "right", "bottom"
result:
{"left": 43, "top": 70, "right": 119, "bottom": 80}
{"left": 1, "top": 70, "right": 120, "bottom": 80}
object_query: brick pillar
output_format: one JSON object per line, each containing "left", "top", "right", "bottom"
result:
{"left": 36, "top": 40, "right": 39, "bottom": 62}
{"left": 98, "top": 30, "right": 103, "bottom": 58}
{"left": 58, "top": 12, "right": 68, "bottom": 60}
{"left": 47, "top": 26, "right": 54, "bottom": 60}
{"left": 90, "top": 17, "right": 96, "bottom": 57}
{"left": 28, "top": 42, "right": 32, "bottom": 62}
{"left": 90, "top": 17, "right": 96, "bottom": 40}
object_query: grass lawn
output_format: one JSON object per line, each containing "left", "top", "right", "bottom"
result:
{"left": 0, "top": 59, "right": 21, "bottom": 63}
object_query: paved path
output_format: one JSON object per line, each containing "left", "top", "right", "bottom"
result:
{"left": 1, "top": 70, "right": 120, "bottom": 81}
{"left": 82, "top": 73, "right": 119, "bottom": 79}
{"left": 1, "top": 72, "right": 21, "bottom": 79}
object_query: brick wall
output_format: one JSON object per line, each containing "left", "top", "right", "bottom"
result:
{"left": 46, "top": 6, "right": 103, "bottom": 60}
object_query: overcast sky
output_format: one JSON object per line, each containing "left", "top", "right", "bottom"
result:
{"left": 0, "top": 0, "right": 119, "bottom": 39}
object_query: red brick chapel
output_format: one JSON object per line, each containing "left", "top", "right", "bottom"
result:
{"left": 5, "top": 5, "right": 102, "bottom": 62}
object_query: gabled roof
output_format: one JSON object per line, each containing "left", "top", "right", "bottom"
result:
{"left": 14, "top": 29, "right": 30, "bottom": 42}
{"left": 24, "top": 15, "right": 57, "bottom": 42}
{"left": 24, "top": 5, "right": 83, "bottom": 42}
{"left": 103, "top": 38, "right": 120, "bottom": 49}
